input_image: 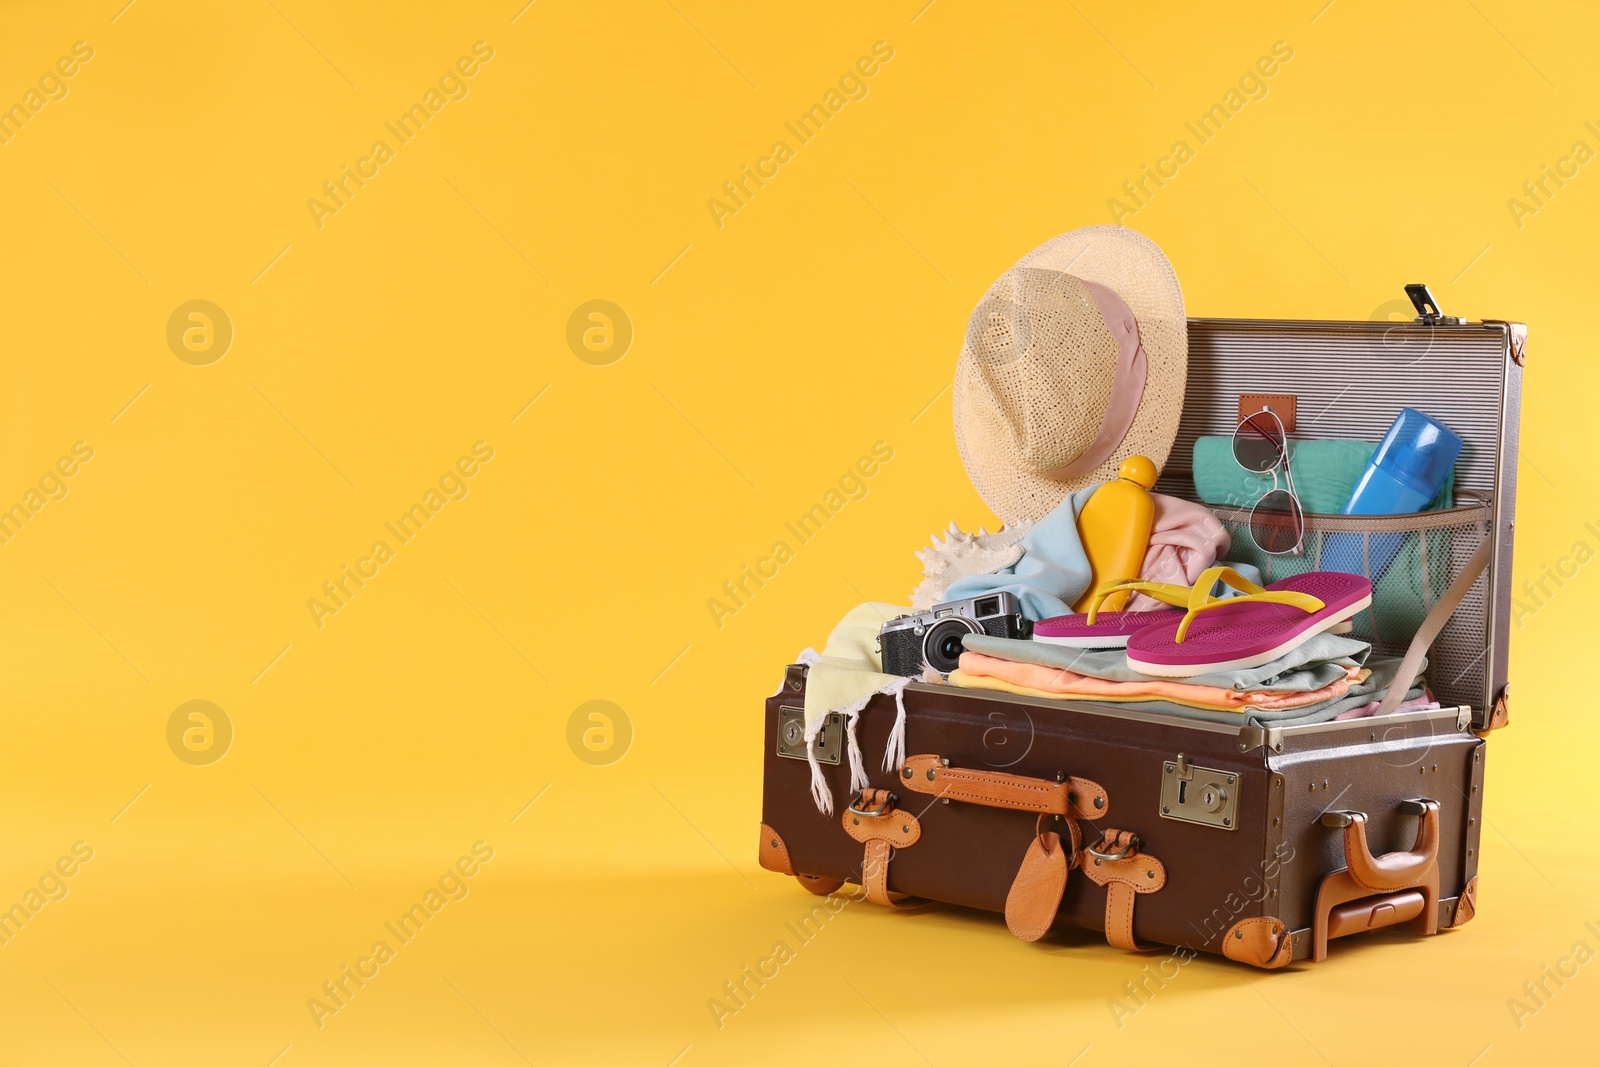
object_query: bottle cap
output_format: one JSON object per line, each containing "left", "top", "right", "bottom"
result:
{"left": 1373, "top": 409, "right": 1462, "bottom": 496}
{"left": 1118, "top": 455, "right": 1157, "bottom": 489}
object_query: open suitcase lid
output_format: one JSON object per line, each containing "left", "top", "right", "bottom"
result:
{"left": 1163, "top": 309, "right": 1522, "bottom": 729}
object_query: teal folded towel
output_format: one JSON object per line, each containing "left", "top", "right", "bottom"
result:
{"left": 1191, "top": 437, "right": 1453, "bottom": 514}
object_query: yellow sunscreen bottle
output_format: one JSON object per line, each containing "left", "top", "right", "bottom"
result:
{"left": 1071, "top": 455, "right": 1157, "bottom": 613}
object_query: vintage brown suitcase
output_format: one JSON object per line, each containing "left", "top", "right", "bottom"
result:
{"left": 758, "top": 298, "right": 1523, "bottom": 967}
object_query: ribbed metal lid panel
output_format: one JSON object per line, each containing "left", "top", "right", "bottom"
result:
{"left": 1162, "top": 320, "right": 1507, "bottom": 494}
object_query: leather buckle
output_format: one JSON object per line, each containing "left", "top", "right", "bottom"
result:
{"left": 1086, "top": 833, "right": 1140, "bottom": 863}
{"left": 847, "top": 791, "right": 896, "bottom": 818}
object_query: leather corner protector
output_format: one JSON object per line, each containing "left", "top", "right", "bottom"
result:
{"left": 1486, "top": 320, "right": 1527, "bottom": 367}
{"left": 1223, "top": 917, "right": 1294, "bottom": 969}
{"left": 1485, "top": 686, "right": 1510, "bottom": 732}
{"left": 759, "top": 823, "right": 795, "bottom": 876}
{"left": 1449, "top": 877, "right": 1478, "bottom": 928}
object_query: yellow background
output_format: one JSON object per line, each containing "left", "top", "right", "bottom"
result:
{"left": 1, "top": 1, "right": 1595, "bottom": 1063}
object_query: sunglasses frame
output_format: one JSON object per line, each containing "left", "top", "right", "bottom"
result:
{"left": 1232, "top": 408, "right": 1306, "bottom": 556}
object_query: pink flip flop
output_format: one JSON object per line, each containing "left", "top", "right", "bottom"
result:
{"left": 1033, "top": 574, "right": 1199, "bottom": 649}
{"left": 1034, "top": 608, "right": 1179, "bottom": 649}
{"left": 1124, "top": 568, "right": 1372, "bottom": 678}
{"left": 1034, "top": 572, "right": 1356, "bottom": 650}
{"left": 1035, "top": 607, "right": 1353, "bottom": 649}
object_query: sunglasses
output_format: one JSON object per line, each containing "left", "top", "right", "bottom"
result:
{"left": 1232, "top": 409, "right": 1304, "bottom": 555}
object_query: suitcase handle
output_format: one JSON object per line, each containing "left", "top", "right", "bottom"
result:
{"left": 899, "top": 754, "right": 1108, "bottom": 818}
{"left": 1319, "top": 798, "right": 1440, "bottom": 892}
{"left": 1313, "top": 799, "right": 1441, "bottom": 961}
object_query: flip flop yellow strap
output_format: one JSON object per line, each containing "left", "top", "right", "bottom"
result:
{"left": 1082, "top": 578, "right": 1193, "bottom": 624}
{"left": 1173, "top": 589, "right": 1327, "bottom": 643}
{"left": 1186, "top": 566, "right": 1267, "bottom": 609}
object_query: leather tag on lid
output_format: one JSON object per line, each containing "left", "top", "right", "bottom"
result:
{"left": 1239, "top": 393, "right": 1296, "bottom": 432}
{"left": 1005, "top": 832, "right": 1068, "bottom": 941}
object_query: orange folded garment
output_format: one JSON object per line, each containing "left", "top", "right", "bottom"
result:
{"left": 953, "top": 650, "right": 1358, "bottom": 711}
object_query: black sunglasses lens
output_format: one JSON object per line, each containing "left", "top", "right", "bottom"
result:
{"left": 1233, "top": 416, "right": 1284, "bottom": 473}
{"left": 1251, "top": 489, "right": 1303, "bottom": 554}
{"left": 1234, "top": 438, "right": 1280, "bottom": 473}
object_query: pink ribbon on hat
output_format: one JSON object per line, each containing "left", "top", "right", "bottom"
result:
{"left": 1041, "top": 280, "right": 1148, "bottom": 481}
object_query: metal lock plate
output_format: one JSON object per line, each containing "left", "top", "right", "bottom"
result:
{"left": 776, "top": 707, "right": 843, "bottom": 765}
{"left": 1159, "top": 754, "right": 1239, "bottom": 830}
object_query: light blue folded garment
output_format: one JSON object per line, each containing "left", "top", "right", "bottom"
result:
{"left": 944, "top": 486, "right": 1098, "bottom": 622}
{"left": 962, "top": 630, "right": 1372, "bottom": 692}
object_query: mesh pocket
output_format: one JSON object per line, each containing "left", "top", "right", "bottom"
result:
{"left": 1205, "top": 491, "right": 1492, "bottom": 710}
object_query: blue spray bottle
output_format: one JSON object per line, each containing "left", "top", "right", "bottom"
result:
{"left": 1319, "top": 408, "right": 1462, "bottom": 577}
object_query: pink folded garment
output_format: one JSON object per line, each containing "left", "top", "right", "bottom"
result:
{"left": 957, "top": 651, "right": 1357, "bottom": 711}
{"left": 1127, "top": 495, "right": 1231, "bottom": 612}
{"left": 1333, "top": 692, "right": 1440, "bottom": 721}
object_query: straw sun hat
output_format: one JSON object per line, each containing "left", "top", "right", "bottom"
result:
{"left": 953, "top": 226, "right": 1187, "bottom": 526}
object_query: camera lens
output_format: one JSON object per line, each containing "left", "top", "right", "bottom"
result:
{"left": 922, "top": 617, "right": 980, "bottom": 675}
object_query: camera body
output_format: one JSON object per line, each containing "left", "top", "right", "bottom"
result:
{"left": 879, "top": 593, "right": 1030, "bottom": 677}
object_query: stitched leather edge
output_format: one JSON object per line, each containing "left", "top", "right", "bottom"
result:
{"left": 1223, "top": 917, "right": 1294, "bottom": 969}
{"left": 1239, "top": 393, "right": 1296, "bottom": 432}
{"left": 862, "top": 838, "right": 894, "bottom": 907}
{"left": 841, "top": 791, "right": 926, "bottom": 910}
{"left": 842, "top": 794, "right": 922, "bottom": 846}
{"left": 1449, "top": 876, "right": 1478, "bottom": 928}
{"left": 1082, "top": 852, "right": 1165, "bottom": 892}
{"left": 1104, "top": 882, "right": 1139, "bottom": 950}
{"left": 899, "top": 755, "right": 1109, "bottom": 819}
{"left": 759, "top": 822, "right": 795, "bottom": 876}
{"left": 1078, "top": 831, "right": 1166, "bottom": 951}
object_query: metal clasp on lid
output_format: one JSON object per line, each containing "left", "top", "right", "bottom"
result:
{"left": 1405, "top": 283, "right": 1466, "bottom": 325}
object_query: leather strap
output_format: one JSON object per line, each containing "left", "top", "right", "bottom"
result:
{"left": 1080, "top": 829, "right": 1166, "bottom": 950}
{"left": 1373, "top": 537, "right": 1491, "bottom": 717}
{"left": 842, "top": 789, "right": 926, "bottom": 908}
{"left": 900, "top": 754, "right": 1108, "bottom": 819}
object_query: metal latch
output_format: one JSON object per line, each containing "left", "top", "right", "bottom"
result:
{"left": 1405, "top": 283, "right": 1466, "bottom": 325}
{"left": 1159, "top": 753, "right": 1239, "bottom": 830}
{"left": 776, "top": 707, "right": 843, "bottom": 765}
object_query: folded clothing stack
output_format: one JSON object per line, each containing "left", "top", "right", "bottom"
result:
{"left": 957, "top": 631, "right": 1431, "bottom": 728}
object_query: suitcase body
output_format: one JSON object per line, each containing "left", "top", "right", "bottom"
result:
{"left": 759, "top": 312, "right": 1522, "bottom": 966}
